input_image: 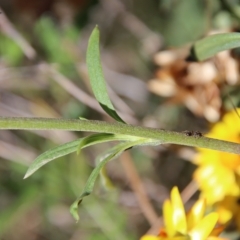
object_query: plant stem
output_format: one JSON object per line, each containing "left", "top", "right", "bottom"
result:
{"left": 0, "top": 117, "right": 239, "bottom": 154}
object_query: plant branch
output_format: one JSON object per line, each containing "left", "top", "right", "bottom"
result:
{"left": 0, "top": 117, "right": 239, "bottom": 154}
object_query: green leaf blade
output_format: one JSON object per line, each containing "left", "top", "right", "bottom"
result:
{"left": 87, "top": 26, "right": 125, "bottom": 123}
{"left": 24, "top": 138, "right": 81, "bottom": 179}
{"left": 77, "top": 133, "right": 123, "bottom": 154}
{"left": 191, "top": 33, "right": 240, "bottom": 61}
{"left": 70, "top": 138, "right": 150, "bottom": 222}
{"left": 24, "top": 133, "right": 144, "bottom": 179}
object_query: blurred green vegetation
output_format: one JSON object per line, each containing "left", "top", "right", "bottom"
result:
{"left": 0, "top": 35, "right": 23, "bottom": 65}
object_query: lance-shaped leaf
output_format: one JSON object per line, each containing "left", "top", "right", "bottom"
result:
{"left": 70, "top": 138, "right": 149, "bottom": 222}
{"left": 77, "top": 133, "right": 122, "bottom": 154}
{"left": 24, "top": 133, "right": 143, "bottom": 179}
{"left": 87, "top": 26, "right": 126, "bottom": 123}
{"left": 190, "top": 32, "right": 240, "bottom": 61}
{"left": 99, "top": 165, "right": 115, "bottom": 191}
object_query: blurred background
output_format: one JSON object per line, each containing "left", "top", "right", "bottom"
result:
{"left": 1, "top": 0, "right": 240, "bottom": 239}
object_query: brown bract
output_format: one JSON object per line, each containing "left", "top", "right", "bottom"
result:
{"left": 148, "top": 46, "right": 239, "bottom": 122}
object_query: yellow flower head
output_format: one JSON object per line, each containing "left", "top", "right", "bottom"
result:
{"left": 194, "top": 109, "right": 240, "bottom": 171}
{"left": 194, "top": 163, "right": 239, "bottom": 204}
{"left": 193, "top": 108, "right": 240, "bottom": 226}
{"left": 140, "top": 187, "right": 225, "bottom": 240}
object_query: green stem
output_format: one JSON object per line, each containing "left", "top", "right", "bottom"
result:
{"left": 0, "top": 117, "right": 239, "bottom": 154}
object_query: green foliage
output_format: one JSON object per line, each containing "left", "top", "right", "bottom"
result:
{"left": 2, "top": 11, "right": 240, "bottom": 236}
{"left": 24, "top": 138, "right": 81, "bottom": 178}
{"left": 6, "top": 26, "right": 240, "bottom": 222}
{"left": 160, "top": 0, "right": 207, "bottom": 46}
{"left": 70, "top": 138, "right": 150, "bottom": 221}
{"left": 24, "top": 133, "right": 143, "bottom": 178}
{"left": 190, "top": 32, "right": 240, "bottom": 61}
{"left": 0, "top": 187, "right": 39, "bottom": 235}
{"left": 34, "top": 17, "right": 78, "bottom": 72}
{"left": 24, "top": 26, "right": 159, "bottom": 221}
{"left": 86, "top": 26, "right": 126, "bottom": 123}
{"left": 0, "top": 34, "right": 23, "bottom": 65}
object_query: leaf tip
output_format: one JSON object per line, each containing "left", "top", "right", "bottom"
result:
{"left": 70, "top": 200, "right": 81, "bottom": 222}
{"left": 23, "top": 168, "right": 35, "bottom": 179}
{"left": 23, "top": 170, "right": 31, "bottom": 179}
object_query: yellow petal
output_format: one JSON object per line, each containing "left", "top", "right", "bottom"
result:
{"left": 194, "top": 164, "right": 239, "bottom": 205}
{"left": 171, "top": 187, "right": 187, "bottom": 234}
{"left": 140, "top": 235, "right": 160, "bottom": 240}
{"left": 189, "top": 213, "right": 218, "bottom": 240}
{"left": 215, "top": 195, "right": 238, "bottom": 224}
{"left": 167, "top": 237, "right": 190, "bottom": 240}
{"left": 222, "top": 108, "right": 240, "bottom": 133}
{"left": 187, "top": 199, "right": 206, "bottom": 230}
{"left": 163, "top": 199, "right": 176, "bottom": 237}
{"left": 216, "top": 205, "right": 233, "bottom": 224}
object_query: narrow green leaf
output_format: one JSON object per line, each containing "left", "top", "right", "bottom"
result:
{"left": 99, "top": 165, "right": 115, "bottom": 191}
{"left": 24, "top": 133, "right": 144, "bottom": 178}
{"left": 77, "top": 132, "right": 126, "bottom": 154}
{"left": 191, "top": 33, "right": 240, "bottom": 61}
{"left": 87, "top": 26, "right": 125, "bottom": 123}
{"left": 79, "top": 117, "right": 88, "bottom": 120}
{"left": 70, "top": 138, "right": 149, "bottom": 222}
{"left": 76, "top": 133, "right": 142, "bottom": 154}
{"left": 24, "top": 138, "right": 81, "bottom": 179}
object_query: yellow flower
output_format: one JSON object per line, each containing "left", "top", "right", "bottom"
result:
{"left": 140, "top": 187, "right": 225, "bottom": 240}
{"left": 194, "top": 163, "right": 239, "bottom": 204}
{"left": 194, "top": 109, "right": 240, "bottom": 170}
{"left": 215, "top": 195, "right": 240, "bottom": 227}
{"left": 193, "top": 108, "right": 240, "bottom": 226}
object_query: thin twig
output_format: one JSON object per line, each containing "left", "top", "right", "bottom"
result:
{"left": 120, "top": 151, "right": 158, "bottom": 226}
{"left": 181, "top": 180, "right": 198, "bottom": 204}
{"left": 0, "top": 6, "right": 36, "bottom": 59}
